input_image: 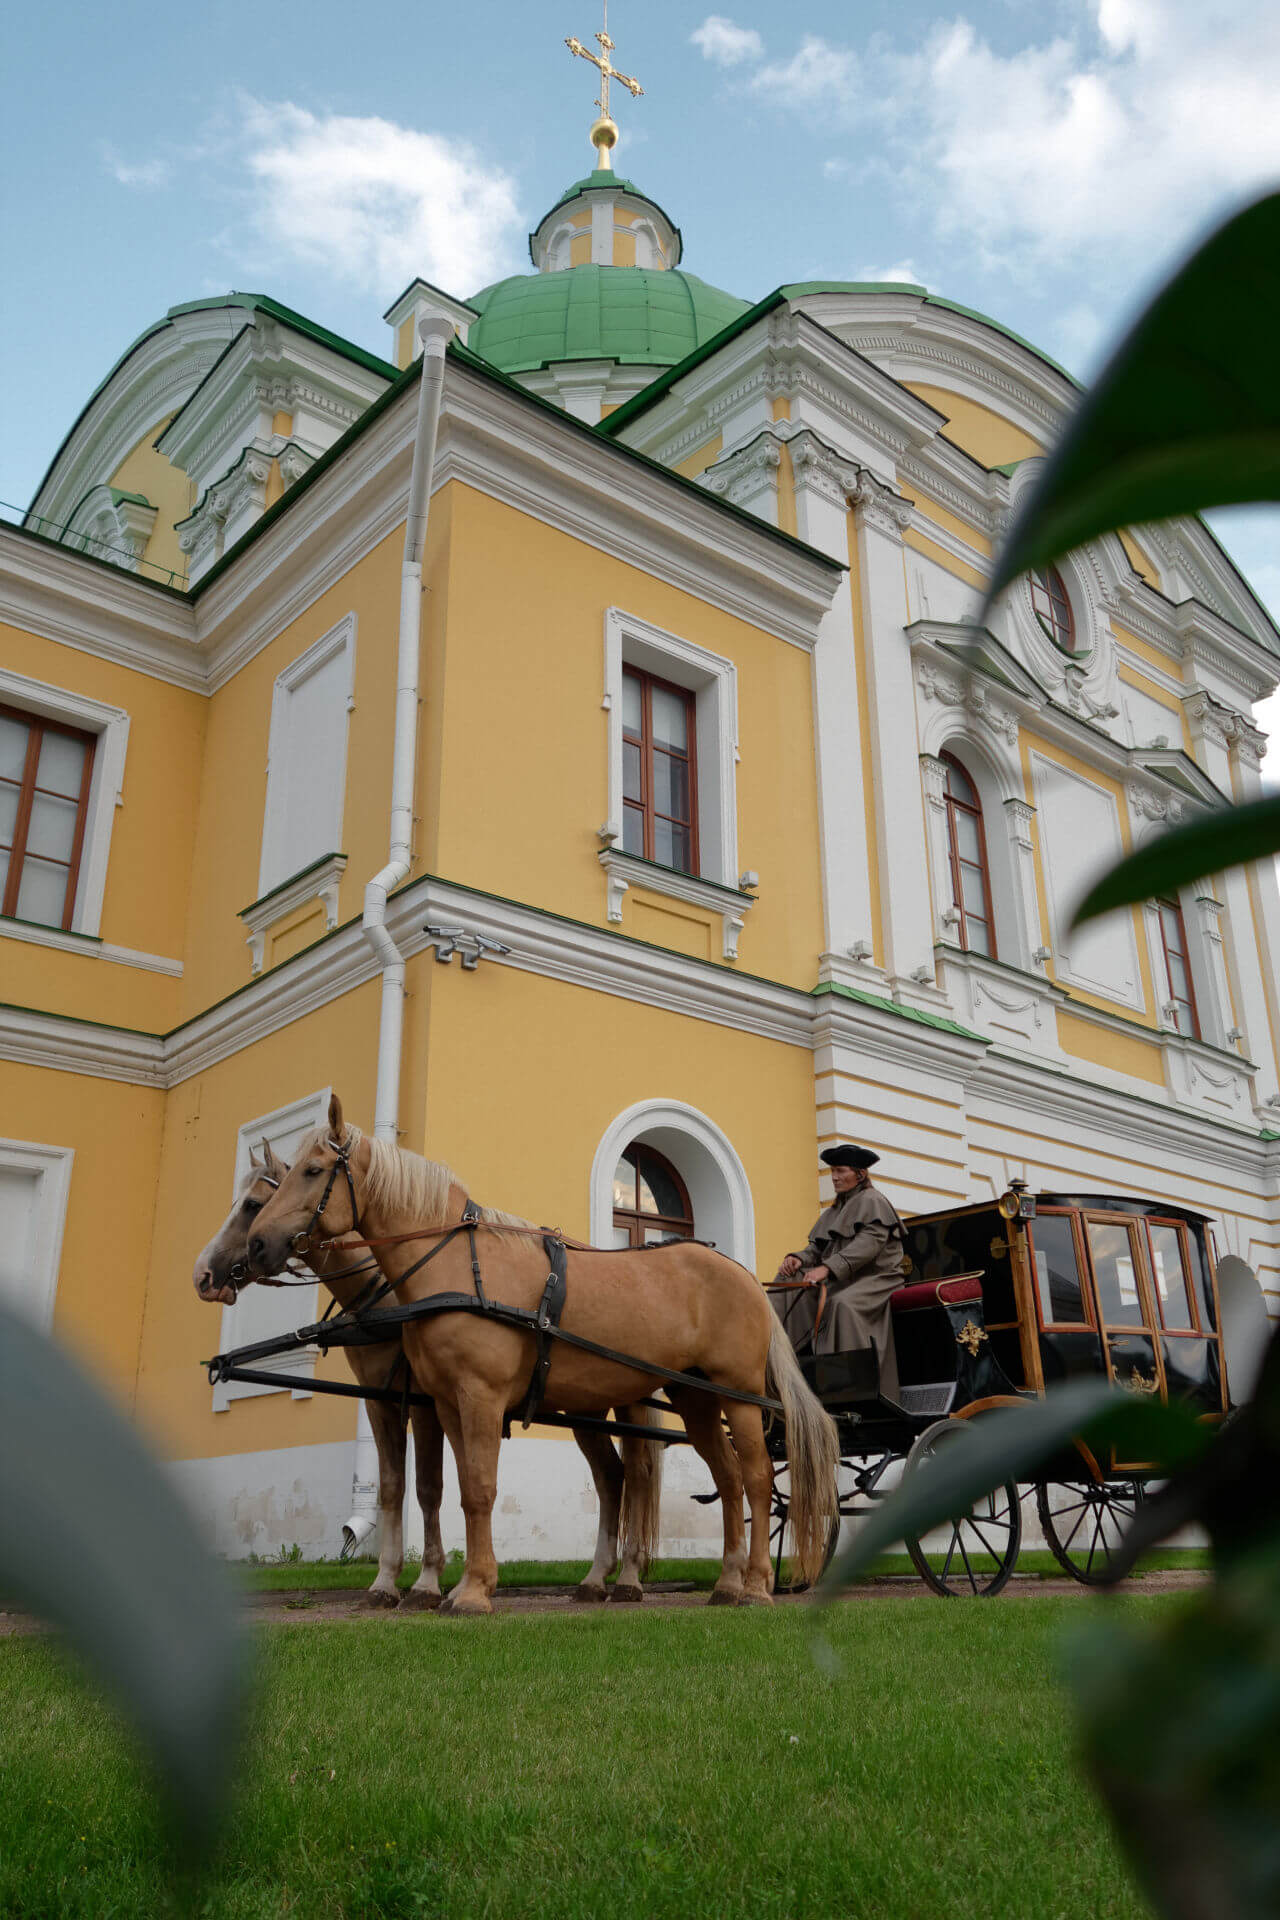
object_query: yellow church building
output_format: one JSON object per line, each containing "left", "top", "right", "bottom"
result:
{"left": 3, "top": 58, "right": 1279, "bottom": 1557}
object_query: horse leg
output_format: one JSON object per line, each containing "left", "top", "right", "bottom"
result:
{"left": 721, "top": 1403, "right": 775, "bottom": 1605}
{"left": 400, "top": 1398, "right": 446, "bottom": 1611}
{"left": 572, "top": 1429, "right": 623, "bottom": 1603}
{"left": 666, "top": 1388, "right": 748, "bottom": 1606}
{"left": 435, "top": 1391, "right": 503, "bottom": 1617}
{"left": 356, "top": 1393, "right": 408, "bottom": 1609}
{"left": 614, "top": 1404, "right": 663, "bottom": 1602}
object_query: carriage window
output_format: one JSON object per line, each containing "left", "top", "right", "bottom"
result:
{"left": 1085, "top": 1220, "right": 1146, "bottom": 1327}
{"left": 612, "top": 1143, "right": 694, "bottom": 1248}
{"left": 1030, "top": 1212, "right": 1089, "bottom": 1326}
{"left": 1146, "top": 1220, "right": 1196, "bottom": 1332}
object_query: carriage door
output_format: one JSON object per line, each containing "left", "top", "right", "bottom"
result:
{"left": 1081, "top": 1213, "right": 1165, "bottom": 1403}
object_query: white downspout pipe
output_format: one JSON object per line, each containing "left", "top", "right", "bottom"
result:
{"left": 362, "top": 313, "right": 455, "bottom": 1145}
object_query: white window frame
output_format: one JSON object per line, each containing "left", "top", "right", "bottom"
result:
{"left": 0, "top": 665, "right": 129, "bottom": 939}
{"left": 603, "top": 607, "right": 739, "bottom": 887}
{"left": 0, "top": 1136, "right": 74, "bottom": 1332}
{"left": 213, "top": 1087, "right": 330, "bottom": 1411}
{"left": 258, "top": 614, "right": 356, "bottom": 899}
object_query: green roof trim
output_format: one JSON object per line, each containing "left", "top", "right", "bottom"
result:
{"left": 189, "top": 335, "right": 843, "bottom": 599}
{"left": 810, "top": 979, "right": 988, "bottom": 1043}
{"left": 600, "top": 282, "right": 1080, "bottom": 439}
{"left": 466, "top": 265, "right": 747, "bottom": 376}
{"left": 108, "top": 487, "right": 150, "bottom": 507}
{"left": 29, "top": 293, "right": 397, "bottom": 513}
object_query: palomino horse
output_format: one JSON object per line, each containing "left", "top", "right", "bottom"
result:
{"left": 194, "top": 1142, "right": 663, "bottom": 1606}
{"left": 248, "top": 1096, "right": 839, "bottom": 1615}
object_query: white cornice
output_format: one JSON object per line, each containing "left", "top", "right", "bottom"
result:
{"left": 5, "top": 870, "right": 1278, "bottom": 1186}
{"left": 0, "top": 525, "right": 200, "bottom": 689}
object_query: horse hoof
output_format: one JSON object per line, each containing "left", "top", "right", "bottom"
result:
{"left": 398, "top": 1589, "right": 442, "bottom": 1612}
{"left": 708, "top": 1588, "right": 742, "bottom": 1607}
{"left": 575, "top": 1583, "right": 608, "bottom": 1604}
{"left": 357, "top": 1587, "right": 401, "bottom": 1611}
{"left": 608, "top": 1584, "right": 644, "bottom": 1604}
{"left": 446, "top": 1595, "right": 492, "bottom": 1617}
{"left": 739, "top": 1589, "right": 774, "bottom": 1607}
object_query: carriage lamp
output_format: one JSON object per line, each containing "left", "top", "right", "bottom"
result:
{"left": 997, "top": 1181, "right": 1036, "bottom": 1222}
{"left": 340, "top": 1513, "right": 376, "bottom": 1560}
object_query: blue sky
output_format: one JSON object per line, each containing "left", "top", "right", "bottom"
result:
{"left": 5, "top": 0, "right": 1278, "bottom": 733}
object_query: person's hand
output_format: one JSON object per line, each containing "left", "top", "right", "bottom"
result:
{"left": 779, "top": 1254, "right": 802, "bottom": 1277}
{"left": 807, "top": 1265, "right": 830, "bottom": 1285}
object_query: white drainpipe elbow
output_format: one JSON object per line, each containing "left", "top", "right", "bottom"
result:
{"left": 362, "top": 314, "right": 455, "bottom": 1144}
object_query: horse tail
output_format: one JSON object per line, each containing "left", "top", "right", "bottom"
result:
{"left": 766, "top": 1318, "right": 840, "bottom": 1587}
{"left": 619, "top": 1403, "right": 664, "bottom": 1574}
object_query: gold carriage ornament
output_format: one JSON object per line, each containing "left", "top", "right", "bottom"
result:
{"left": 955, "top": 1319, "right": 988, "bottom": 1357}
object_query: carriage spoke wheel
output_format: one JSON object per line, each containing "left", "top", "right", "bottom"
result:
{"left": 1036, "top": 1478, "right": 1144, "bottom": 1585}
{"left": 903, "top": 1419, "right": 1022, "bottom": 1598}
{"left": 770, "top": 1456, "right": 883, "bottom": 1594}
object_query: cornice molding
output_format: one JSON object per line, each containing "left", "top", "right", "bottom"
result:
{"left": 0, "top": 525, "right": 201, "bottom": 690}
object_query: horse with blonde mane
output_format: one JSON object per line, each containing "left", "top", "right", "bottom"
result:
{"left": 194, "top": 1139, "right": 663, "bottom": 1606}
{"left": 247, "top": 1095, "right": 839, "bottom": 1615}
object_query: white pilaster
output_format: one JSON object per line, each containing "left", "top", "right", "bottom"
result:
{"left": 850, "top": 470, "right": 940, "bottom": 1002}
{"left": 789, "top": 435, "right": 878, "bottom": 979}
{"left": 591, "top": 195, "right": 614, "bottom": 265}
{"left": 1003, "top": 797, "right": 1049, "bottom": 972}
{"left": 1227, "top": 727, "right": 1280, "bottom": 1104}
{"left": 920, "top": 754, "right": 962, "bottom": 947}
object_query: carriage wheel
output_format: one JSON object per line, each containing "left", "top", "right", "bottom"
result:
{"left": 902, "top": 1419, "right": 1022, "bottom": 1598}
{"left": 1036, "top": 1478, "right": 1144, "bottom": 1585}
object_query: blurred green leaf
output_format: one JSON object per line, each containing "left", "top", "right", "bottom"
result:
{"left": 1067, "top": 1541, "right": 1280, "bottom": 1920}
{"left": 819, "top": 1382, "right": 1211, "bottom": 1595}
{"left": 0, "top": 1303, "right": 248, "bottom": 1849}
{"left": 1070, "top": 792, "right": 1280, "bottom": 927}
{"left": 985, "top": 191, "right": 1280, "bottom": 604}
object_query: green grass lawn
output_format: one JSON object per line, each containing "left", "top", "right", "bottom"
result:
{"left": 241, "top": 1547, "right": 1210, "bottom": 1592}
{"left": 0, "top": 1597, "right": 1162, "bottom": 1919}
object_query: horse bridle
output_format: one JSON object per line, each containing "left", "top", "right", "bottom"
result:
{"left": 290, "top": 1134, "right": 363, "bottom": 1259}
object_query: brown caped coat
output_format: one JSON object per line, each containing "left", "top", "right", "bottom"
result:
{"left": 774, "top": 1183, "right": 906, "bottom": 1400}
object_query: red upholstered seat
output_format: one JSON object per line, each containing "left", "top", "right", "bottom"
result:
{"left": 890, "top": 1273, "right": 984, "bottom": 1315}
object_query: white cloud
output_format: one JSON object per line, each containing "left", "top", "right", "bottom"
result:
{"left": 236, "top": 98, "right": 523, "bottom": 297}
{"left": 691, "top": 16, "right": 764, "bottom": 67}
{"left": 857, "top": 260, "right": 926, "bottom": 287}
{"left": 104, "top": 149, "right": 171, "bottom": 190}
{"left": 749, "top": 2, "right": 1280, "bottom": 272}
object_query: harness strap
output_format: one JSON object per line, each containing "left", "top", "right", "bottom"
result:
{"left": 517, "top": 1236, "right": 568, "bottom": 1429}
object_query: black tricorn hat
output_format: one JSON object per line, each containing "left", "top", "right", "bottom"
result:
{"left": 821, "top": 1145, "right": 879, "bottom": 1170}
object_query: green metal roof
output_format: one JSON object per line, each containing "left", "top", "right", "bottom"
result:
{"left": 465, "top": 264, "right": 749, "bottom": 375}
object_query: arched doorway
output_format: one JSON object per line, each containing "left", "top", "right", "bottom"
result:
{"left": 589, "top": 1099, "right": 755, "bottom": 1268}
{"left": 611, "top": 1142, "right": 695, "bottom": 1247}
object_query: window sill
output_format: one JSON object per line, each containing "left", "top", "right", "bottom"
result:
{"left": 935, "top": 944, "right": 1064, "bottom": 1046}
{"left": 239, "top": 853, "right": 347, "bottom": 974}
{"left": 0, "top": 912, "right": 183, "bottom": 976}
{"left": 598, "top": 848, "right": 756, "bottom": 961}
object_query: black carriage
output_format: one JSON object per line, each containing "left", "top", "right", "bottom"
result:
{"left": 767, "top": 1184, "right": 1231, "bottom": 1596}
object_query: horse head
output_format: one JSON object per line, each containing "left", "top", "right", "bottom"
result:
{"left": 192, "top": 1137, "right": 290, "bottom": 1305}
{"left": 248, "top": 1093, "right": 370, "bottom": 1276}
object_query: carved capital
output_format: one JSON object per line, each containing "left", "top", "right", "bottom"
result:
{"left": 700, "top": 433, "right": 781, "bottom": 509}
{"left": 849, "top": 469, "right": 914, "bottom": 538}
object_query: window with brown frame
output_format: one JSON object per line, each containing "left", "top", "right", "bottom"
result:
{"left": 1144, "top": 1217, "right": 1200, "bottom": 1334}
{"left": 0, "top": 704, "right": 96, "bottom": 932}
{"left": 941, "top": 753, "right": 996, "bottom": 957}
{"left": 621, "top": 667, "right": 698, "bottom": 876}
{"left": 1028, "top": 1209, "right": 1094, "bottom": 1329}
{"left": 1030, "top": 565, "right": 1075, "bottom": 651}
{"left": 611, "top": 1144, "right": 695, "bottom": 1248}
{"left": 1156, "top": 897, "right": 1201, "bottom": 1039}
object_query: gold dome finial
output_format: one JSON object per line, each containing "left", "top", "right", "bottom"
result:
{"left": 565, "top": 0, "right": 643, "bottom": 171}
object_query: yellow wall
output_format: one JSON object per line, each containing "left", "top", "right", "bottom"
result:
{"left": 107, "top": 414, "right": 195, "bottom": 585}
{"left": 904, "top": 383, "right": 1044, "bottom": 467}
{"left": 896, "top": 482, "right": 993, "bottom": 557}
{"left": 176, "top": 519, "right": 410, "bottom": 1020}
{"left": 134, "top": 981, "right": 381, "bottom": 1459}
{"left": 0, "top": 617, "right": 204, "bottom": 1029}
{"left": 1118, "top": 529, "right": 1161, "bottom": 590}
{"left": 425, "top": 484, "right": 826, "bottom": 988}
{"left": 1055, "top": 1008, "right": 1164, "bottom": 1085}
{"left": 671, "top": 434, "right": 722, "bottom": 481}
{"left": 0, "top": 1062, "right": 167, "bottom": 1404}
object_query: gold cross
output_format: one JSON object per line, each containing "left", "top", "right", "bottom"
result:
{"left": 565, "top": 0, "right": 643, "bottom": 125}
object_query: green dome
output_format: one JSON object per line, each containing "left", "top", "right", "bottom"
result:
{"left": 465, "top": 265, "right": 750, "bottom": 376}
